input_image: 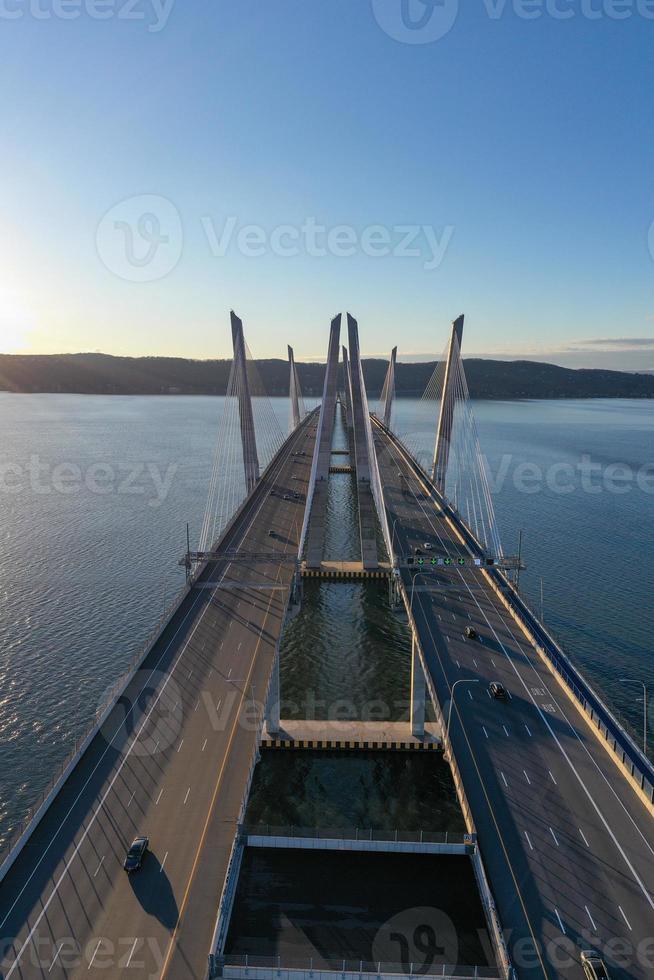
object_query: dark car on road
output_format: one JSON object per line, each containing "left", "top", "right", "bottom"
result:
{"left": 490, "top": 682, "right": 508, "bottom": 700}
{"left": 124, "top": 836, "right": 149, "bottom": 873}
{"left": 465, "top": 626, "right": 479, "bottom": 640}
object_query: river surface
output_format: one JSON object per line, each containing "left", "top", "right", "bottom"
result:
{"left": 0, "top": 393, "right": 652, "bottom": 851}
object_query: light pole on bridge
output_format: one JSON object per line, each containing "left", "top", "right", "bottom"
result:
{"left": 619, "top": 678, "right": 648, "bottom": 757}
{"left": 446, "top": 679, "right": 480, "bottom": 745}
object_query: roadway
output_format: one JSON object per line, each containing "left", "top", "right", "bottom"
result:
{"left": 0, "top": 411, "right": 319, "bottom": 980}
{"left": 373, "top": 422, "right": 654, "bottom": 980}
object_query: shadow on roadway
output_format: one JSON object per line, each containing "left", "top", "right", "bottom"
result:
{"left": 128, "top": 850, "right": 179, "bottom": 931}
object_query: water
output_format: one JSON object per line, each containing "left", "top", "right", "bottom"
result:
{"left": 0, "top": 393, "right": 652, "bottom": 851}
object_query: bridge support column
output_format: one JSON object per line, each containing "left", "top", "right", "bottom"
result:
{"left": 347, "top": 314, "right": 379, "bottom": 570}
{"left": 303, "top": 315, "right": 342, "bottom": 568}
{"left": 231, "top": 311, "right": 260, "bottom": 494}
{"left": 288, "top": 345, "right": 301, "bottom": 430}
{"left": 381, "top": 346, "right": 397, "bottom": 429}
{"left": 265, "top": 653, "right": 281, "bottom": 734}
{"left": 342, "top": 345, "right": 353, "bottom": 436}
{"left": 410, "top": 633, "right": 426, "bottom": 739}
{"left": 433, "top": 314, "right": 464, "bottom": 494}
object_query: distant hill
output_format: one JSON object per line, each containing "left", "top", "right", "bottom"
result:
{"left": 0, "top": 352, "right": 653, "bottom": 399}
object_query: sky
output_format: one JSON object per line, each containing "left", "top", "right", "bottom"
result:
{"left": 1, "top": 0, "right": 654, "bottom": 369}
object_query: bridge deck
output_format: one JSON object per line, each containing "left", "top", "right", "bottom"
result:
{"left": 0, "top": 417, "right": 318, "bottom": 980}
{"left": 373, "top": 422, "right": 654, "bottom": 980}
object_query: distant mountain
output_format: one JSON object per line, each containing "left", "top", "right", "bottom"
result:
{"left": 1, "top": 352, "right": 653, "bottom": 399}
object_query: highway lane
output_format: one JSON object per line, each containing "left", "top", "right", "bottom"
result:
{"left": 374, "top": 424, "right": 654, "bottom": 980}
{"left": 0, "top": 412, "right": 319, "bottom": 980}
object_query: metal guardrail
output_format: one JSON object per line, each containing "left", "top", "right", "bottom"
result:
{"left": 241, "top": 825, "right": 471, "bottom": 845}
{"left": 0, "top": 580, "right": 190, "bottom": 866}
{"left": 378, "top": 419, "right": 654, "bottom": 806}
{"left": 221, "top": 955, "right": 502, "bottom": 979}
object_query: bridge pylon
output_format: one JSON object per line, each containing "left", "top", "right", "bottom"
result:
{"left": 288, "top": 345, "right": 302, "bottom": 430}
{"left": 302, "top": 315, "right": 342, "bottom": 568}
{"left": 342, "top": 345, "right": 353, "bottom": 435}
{"left": 381, "top": 345, "right": 397, "bottom": 429}
{"left": 230, "top": 311, "right": 260, "bottom": 495}
{"left": 432, "top": 314, "right": 464, "bottom": 493}
{"left": 347, "top": 313, "right": 379, "bottom": 570}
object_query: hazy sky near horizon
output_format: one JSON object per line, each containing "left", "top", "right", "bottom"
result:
{"left": 2, "top": 1, "right": 654, "bottom": 369}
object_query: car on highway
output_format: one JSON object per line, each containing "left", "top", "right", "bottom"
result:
{"left": 123, "top": 836, "right": 149, "bottom": 873}
{"left": 268, "top": 529, "right": 275, "bottom": 537}
{"left": 465, "top": 626, "right": 479, "bottom": 640}
{"left": 580, "top": 951, "right": 610, "bottom": 980}
{"left": 490, "top": 681, "right": 508, "bottom": 700}
{"left": 422, "top": 542, "right": 433, "bottom": 550}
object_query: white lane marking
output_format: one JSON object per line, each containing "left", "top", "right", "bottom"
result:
{"left": 0, "top": 426, "right": 309, "bottom": 963}
{"left": 482, "top": 726, "right": 489, "bottom": 739}
{"left": 554, "top": 908, "right": 566, "bottom": 934}
{"left": 549, "top": 770, "right": 557, "bottom": 785}
{"left": 473, "top": 659, "right": 478, "bottom": 668}
{"left": 524, "top": 831, "right": 534, "bottom": 851}
{"left": 155, "top": 789, "right": 163, "bottom": 806}
{"left": 467, "top": 690, "right": 473, "bottom": 700}
{"left": 523, "top": 770, "right": 531, "bottom": 785}
{"left": 227, "top": 667, "right": 232, "bottom": 678}
{"left": 194, "top": 699, "right": 199, "bottom": 712}
{"left": 184, "top": 787, "right": 191, "bottom": 805}
{"left": 220, "top": 641, "right": 224, "bottom": 650}
{"left": 618, "top": 905, "right": 632, "bottom": 931}
{"left": 491, "top": 658, "right": 497, "bottom": 668}
{"left": 92, "top": 856, "right": 104, "bottom": 878}
{"left": 549, "top": 827, "right": 560, "bottom": 847}
{"left": 389, "top": 444, "right": 654, "bottom": 898}
{"left": 237, "top": 641, "right": 242, "bottom": 650}
{"left": 160, "top": 852, "right": 169, "bottom": 873}
{"left": 524, "top": 724, "right": 532, "bottom": 737}
{"left": 202, "top": 738, "right": 208, "bottom": 752}
{"left": 177, "top": 739, "right": 184, "bottom": 753}
{"left": 125, "top": 939, "right": 139, "bottom": 967}
{"left": 48, "top": 942, "right": 64, "bottom": 972}
{"left": 188, "top": 669, "right": 193, "bottom": 679}
{"left": 456, "top": 660, "right": 461, "bottom": 669}
{"left": 87, "top": 940, "right": 102, "bottom": 970}
{"left": 579, "top": 827, "right": 590, "bottom": 848}
{"left": 502, "top": 725, "right": 510, "bottom": 737}
{"left": 127, "top": 791, "right": 135, "bottom": 808}
{"left": 501, "top": 772, "right": 508, "bottom": 787}
{"left": 486, "top": 689, "right": 492, "bottom": 699}
{"left": 216, "top": 698, "right": 222, "bottom": 711}
{"left": 585, "top": 906, "right": 598, "bottom": 932}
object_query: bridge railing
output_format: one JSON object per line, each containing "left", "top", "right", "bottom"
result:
{"left": 378, "top": 418, "right": 654, "bottom": 809}
{"left": 220, "top": 955, "right": 503, "bottom": 980}
{"left": 0, "top": 577, "right": 191, "bottom": 873}
{"left": 241, "top": 825, "right": 471, "bottom": 845}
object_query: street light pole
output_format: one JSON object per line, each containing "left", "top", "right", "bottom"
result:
{"left": 619, "top": 678, "right": 648, "bottom": 757}
{"left": 446, "top": 679, "right": 480, "bottom": 744}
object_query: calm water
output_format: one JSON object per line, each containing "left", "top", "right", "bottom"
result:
{"left": 0, "top": 393, "right": 652, "bottom": 850}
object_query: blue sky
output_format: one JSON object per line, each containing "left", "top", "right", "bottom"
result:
{"left": 1, "top": 0, "right": 654, "bottom": 368}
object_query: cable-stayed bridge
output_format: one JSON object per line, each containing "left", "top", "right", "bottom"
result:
{"left": 0, "top": 313, "right": 653, "bottom": 980}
